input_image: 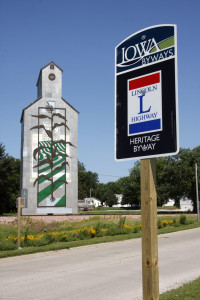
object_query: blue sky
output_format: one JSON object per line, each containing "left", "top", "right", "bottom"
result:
{"left": 0, "top": 0, "right": 200, "bottom": 183}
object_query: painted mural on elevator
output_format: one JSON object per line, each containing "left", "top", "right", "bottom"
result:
{"left": 30, "top": 105, "right": 73, "bottom": 207}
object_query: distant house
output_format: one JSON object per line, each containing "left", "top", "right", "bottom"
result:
{"left": 163, "top": 199, "right": 175, "bottom": 207}
{"left": 84, "top": 198, "right": 101, "bottom": 207}
{"left": 180, "top": 197, "right": 193, "bottom": 212}
{"left": 163, "top": 197, "right": 193, "bottom": 212}
{"left": 78, "top": 197, "right": 101, "bottom": 211}
{"left": 113, "top": 194, "right": 131, "bottom": 208}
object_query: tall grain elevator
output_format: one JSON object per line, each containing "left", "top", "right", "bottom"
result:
{"left": 20, "top": 62, "right": 79, "bottom": 215}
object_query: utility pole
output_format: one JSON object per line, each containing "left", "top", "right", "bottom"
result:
{"left": 90, "top": 188, "right": 93, "bottom": 200}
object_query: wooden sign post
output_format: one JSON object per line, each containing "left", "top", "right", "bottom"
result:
{"left": 140, "top": 158, "right": 159, "bottom": 300}
{"left": 195, "top": 163, "right": 200, "bottom": 221}
{"left": 17, "top": 197, "right": 22, "bottom": 249}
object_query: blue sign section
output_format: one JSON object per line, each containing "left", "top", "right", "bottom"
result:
{"left": 129, "top": 119, "right": 161, "bottom": 134}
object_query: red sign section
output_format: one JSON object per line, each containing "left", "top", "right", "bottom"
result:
{"left": 129, "top": 72, "right": 160, "bottom": 91}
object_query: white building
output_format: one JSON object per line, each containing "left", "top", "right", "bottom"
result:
{"left": 84, "top": 198, "right": 101, "bottom": 207}
{"left": 112, "top": 194, "right": 131, "bottom": 208}
{"left": 20, "top": 62, "right": 79, "bottom": 215}
{"left": 180, "top": 197, "right": 193, "bottom": 212}
{"left": 78, "top": 197, "right": 101, "bottom": 211}
{"left": 163, "top": 197, "right": 193, "bottom": 212}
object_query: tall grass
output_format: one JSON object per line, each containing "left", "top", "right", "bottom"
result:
{"left": 0, "top": 215, "right": 199, "bottom": 257}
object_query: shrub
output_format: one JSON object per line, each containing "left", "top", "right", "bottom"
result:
{"left": 0, "top": 240, "right": 17, "bottom": 251}
{"left": 157, "top": 219, "right": 162, "bottom": 229}
{"left": 100, "top": 228, "right": 109, "bottom": 236}
{"left": 34, "top": 236, "right": 50, "bottom": 246}
{"left": 118, "top": 217, "right": 126, "bottom": 228}
{"left": 180, "top": 215, "right": 187, "bottom": 225}
{"left": 133, "top": 227, "right": 139, "bottom": 233}
{"left": 107, "top": 227, "right": 123, "bottom": 236}
{"left": 94, "top": 222, "right": 103, "bottom": 236}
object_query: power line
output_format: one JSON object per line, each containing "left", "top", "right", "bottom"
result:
{"left": 98, "top": 173, "right": 122, "bottom": 178}
{"left": 21, "top": 158, "right": 127, "bottom": 179}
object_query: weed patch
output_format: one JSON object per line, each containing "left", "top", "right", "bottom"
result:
{"left": 1, "top": 215, "right": 200, "bottom": 257}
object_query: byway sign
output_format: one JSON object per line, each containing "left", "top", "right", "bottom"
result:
{"left": 115, "top": 24, "right": 179, "bottom": 160}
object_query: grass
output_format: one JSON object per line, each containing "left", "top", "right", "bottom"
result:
{"left": 80, "top": 209, "right": 192, "bottom": 215}
{"left": 95, "top": 207, "right": 128, "bottom": 210}
{"left": 0, "top": 232, "right": 142, "bottom": 259}
{"left": 80, "top": 210, "right": 141, "bottom": 215}
{"left": 158, "top": 206, "right": 179, "bottom": 210}
{"left": 160, "top": 277, "right": 200, "bottom": 299}
{"left": 0, "top": 215, "right": 199, "bottom": 259}
{"left": 2, "top": 212, "right": 17, "bottom": 216}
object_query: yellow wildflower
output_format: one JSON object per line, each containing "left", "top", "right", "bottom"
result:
{"left": 27, "top": 235, "right": 34, "bottom": 240}
{"left": 123, "top": 224, "right": 134, "bottom": 230}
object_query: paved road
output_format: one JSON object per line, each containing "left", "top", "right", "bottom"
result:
{"left": 0, "top": 228, "right": 200, "bottom": 300}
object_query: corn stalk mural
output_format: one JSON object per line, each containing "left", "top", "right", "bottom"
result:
{"left": 30, "top": 106, "right": 73, "bottom": 207}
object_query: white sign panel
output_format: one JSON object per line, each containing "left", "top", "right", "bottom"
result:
{"left": 128, "top": 71, "right": 162, "bottom": 136}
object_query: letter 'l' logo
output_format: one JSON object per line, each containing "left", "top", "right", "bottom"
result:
{"left": 138, "top": 94, "right": 151, "bottom": 114}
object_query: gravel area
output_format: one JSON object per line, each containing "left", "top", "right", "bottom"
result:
{"left": 0, "top": 214, "right": 141, "bottom": 224}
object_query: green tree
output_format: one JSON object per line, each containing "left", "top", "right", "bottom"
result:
{"left": 156, "top": 157, "right": 170, "bottom": 206}
{"left": 115, "top": 176, "right": 131, "bottom": 195}
{"left": 103, "top": 190, "right": 118, "bottom": 207}
{"left": 122, "top": 162, "right": 140, "bottom": 207}
{"left": 95, "top": 179, "right": 125, "bottom": 206}
{"left": 78, "top": 162, "right": 99, "bottom": 199}
{"left": 94, "top": 183, "right": 106, "bottom": 205}
{"left": 0, "top": 143, "right": 20, "bottom": 214}
{"left": 155, "top": 147, "right": 200, "bottom": 210}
